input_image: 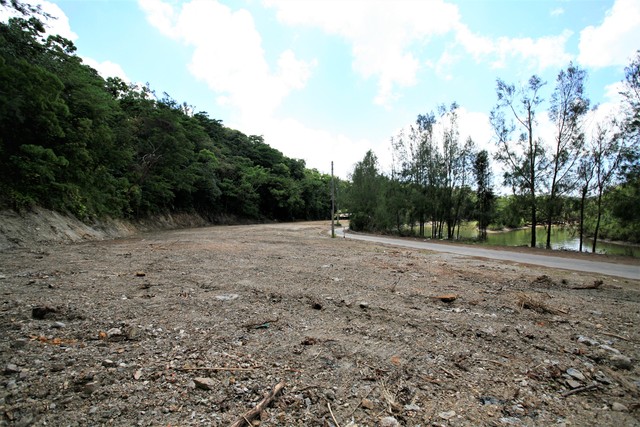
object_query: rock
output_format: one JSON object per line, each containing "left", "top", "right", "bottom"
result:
{"left": 106, "top": 328, "right": 123, "bottom": 338}
{"left": 499, "top": 417, "right": 521, "bottom": 425}
{"left": 194, "top": 377, "right": 216, "bottom": 390}
{"left": 609, "top": 354, "right": 633, "bottom": 370}
{"left": 11, "top": 339, "right": 27, "bottom": 349}
{"left": 359, "top": 302, "right": 369, "bottom": 309}
{"left": 102, "top": 359, "right": 117, "bottom": 368}
{"left": 479, "top": 396, "right": 500, "bottom": 405}
{"left": 124, "top": 325, "right": 141, "bottom": 340}
{"left": 5, "top": 363, "right": 20, "bottom": 374}
{"left": 15, "top": 413, "right": 34, "bottom": 427}
{"left": 361, "top": 398, "right": 375, "bottom": 410}
{"left": 611, "top": 402, "right": 628, "bottom": 412}
{"left": 83, "top": 382, "right": 98, "bottom": 395}
{"left": 404, "top": 403, "right": 420, "bottom": 411}
{"left": 324, "top": 389, "right": 336, "bottom": 401}
{"left": 50, "top": 363, "right": 65, "bottom": 372}
{"left": 566, "top": 368, "right": 586, "bottom": 381}
{"left": 577, "top": 336, "right": 599, "bottom": 346}
{"left": 566, "top": 379, "right": 582, "bottom": 389}
{"left": 215, "top": 294, "right": 239, "bottom": 301}
{"left": 32, "top": 305, "right": 57, "bottom": 319}
{"left": 439, "top": 410, "right": 456, "bottom": 420}
{"left": 599, "top": 344, "right": 620, "bottom": 354}
{"left": 51, "top": 321, "right": 66, "bottom": 329}
{"left": 594, "top": 371, "right": 612, "bottom": 384}
{"left": 379, "top": 416, "right": 400, "bottom": 427}
{"left": 133, "top": 369, "right": 142, "bottom": 380}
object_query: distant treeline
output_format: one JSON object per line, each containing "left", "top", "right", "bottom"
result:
{"left": 0, "top": 11, "right": 336, "bottom": 222}
{"left": 346, "top": 56, "right": 640, "bottom": 247}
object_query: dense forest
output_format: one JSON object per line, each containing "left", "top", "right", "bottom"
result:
{"left": 346, "top": 56, "right": 640, "bottom": 249}
{"left": 0, "top": 6, "right": 338, "bottom": 223}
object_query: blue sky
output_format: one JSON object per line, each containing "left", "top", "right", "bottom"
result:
{"left": 2, "top": 0, "right": 639, "bottom": 178}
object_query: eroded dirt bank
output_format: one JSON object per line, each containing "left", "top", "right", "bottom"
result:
{"left": 0, "top": 222, "right": 639, "bottom": 426}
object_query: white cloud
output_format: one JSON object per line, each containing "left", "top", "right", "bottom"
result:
{"left": 138, "top": 0, "right": 315, "bottom": 121}
{"left": 265, "top": 0, "right": 460, "bottom": 107}
{"left": 267, "top": 0, "right": 575, "bottom": 106}
{"left": 81, "top": 57, "right": 130, "bottom": 82}
{"left": 0, "top": 0, "right": 78, "bottom": 41}
{"left": 455, "top": 24, "right": 573, "bottom": 71}
{"left": 550, "top": 7, "right": 564, "bottom": 17}
{"left": 256, "top": 116, "right": 375, "bottom": 178}
{"left": 578, "top": 0, "right": 640, "bottom": 68}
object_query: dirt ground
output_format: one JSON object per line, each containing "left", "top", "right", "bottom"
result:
{"left": 0, "top": 221, "right": 639, "bottom": 426}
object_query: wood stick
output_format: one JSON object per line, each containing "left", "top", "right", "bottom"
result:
{"left": 229, "top": 380, "right": 286, "bottom": 427}
{"left": 561, "top": 383, "right": 599, "bottom": 397}
{"left": 599, "top": 331, "right": 631, "bottom": 342}
{"left": 179, "top": 366, "right": 259, "bottom": 372}
{"left": 474, "top": 358, "right": 506, "bottom": 367}
{"left": 327, "top": 402, "right": 341, "bottom": 427}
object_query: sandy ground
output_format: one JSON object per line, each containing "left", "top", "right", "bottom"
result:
{"left": 0, "top": 221, "right": 639, "bottom": 426}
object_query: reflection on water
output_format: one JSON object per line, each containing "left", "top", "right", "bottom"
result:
{"left": 453, "top": 224, "right": 639, "bottom": 257}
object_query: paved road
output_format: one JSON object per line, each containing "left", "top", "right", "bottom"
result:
{"left": 336, "top": 229, "right": 640, "bottom": 280}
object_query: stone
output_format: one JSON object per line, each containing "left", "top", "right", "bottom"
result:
{"left": 611, "top": 402, "right": 628, "bottom": 412}
{"left": 609, "top": 354, "right": 633, "bottom": 370}
{"left": 379, "top": 416, "right": 400, "bottom": 427}
{"left": 102, "top": 359, "right": 117, "bottom": 368}
{"left": 594, "top": 371, "right": 612, "bottom": 384}
{"left": 51, "top": 321, "right": 66, "bottom": 329}
{"left": 439, "top": 410, "right": 456, "bottom": 420}
{"left": 106, "top": 328, "right": 122, "bottom": 338}
{"left": 50, "top": 363, "right": 65, "bottom": 372}
{"left": 566, "top": 379, "right": 582, "bottom": 389}
{"left": 194, "top": 377, "right": 216, "bottom": 390}
{"left": 359, "top": 302, "right": 369, "bottom": 309}
{"left": 32, "top": 305, "right": 57, "bottom": 319}
{"left": 125, "top": 326, "right": 141, "bottom": 340}
{"left": 599, "top": 344, "right": 620, "bottom": 354}
{"left": 404, "top": 403, "right": 420, "bottom": 411}
{"left": 566, "top": 368, "right": 586, "bottom": 381}
{"left": 5, "top": 363, "right": 20, "bottom": 374}
{"left": 324, "top": 389, "right": 336, "bottom": 401}
{"left": 11, "top": 339, "right": 27, "bottom": 349}
{"left": 361, "top": 398, "right": 375, "bottom": 410}
{"left": 215, "top": 294, "right": 239, "bottom": 301}
{"left": 577, "top": 336, "right": 599, "bottom": 346}
{"left": 83, "top": 382, "right": 98, "bottom": 395}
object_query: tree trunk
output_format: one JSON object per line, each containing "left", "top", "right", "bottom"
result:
{"left": 530, "top": 195, "right": 537, "bottom": 248}
{"left": 546, "top": 198, "right": 553, "bottom": 250}
{"left": 579, "top": 186, "right": 587, "bottom": 252}
{"left": 592, "top": 191, "right": 603, "bottom": 253}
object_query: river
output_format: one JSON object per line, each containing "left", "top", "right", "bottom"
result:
{"left": 453, "top": 223, "right": 639, "bottom": 257}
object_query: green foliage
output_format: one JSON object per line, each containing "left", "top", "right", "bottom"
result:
{"left": 0, "top": 12, "right": 332, "bottom": 222}
{"left": 492, "top": 196, "right": 527, "bottom": 229}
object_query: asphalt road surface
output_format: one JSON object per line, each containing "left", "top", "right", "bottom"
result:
{"left": 336, "top": 228, "right": 640, "bottom": 280}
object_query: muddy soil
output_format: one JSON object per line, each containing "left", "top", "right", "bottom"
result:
{"left": 0, "top": 222, "right": 639, "bottom": 426}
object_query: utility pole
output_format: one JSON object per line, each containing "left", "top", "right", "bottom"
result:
{"left": 331, "top": 161, "right": 335, "bottom": 238}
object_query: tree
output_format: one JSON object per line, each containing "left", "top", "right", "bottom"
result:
{"left": 473, "top": 149, "right": 495, "bottom": 240}
{"left": 576, "top": 151, "right": 595, "bottom": 252}
{"left": 490, "top": 75, "right": 547, "bottom": 248}
{"left": 545, "top": 63, "right": 589, "bottom": 248}
{"left": 348, "top": 150, "right": 383, "bottom": 231}
{"left": 588, "top": 121, "right": 626, "bottom": 253}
